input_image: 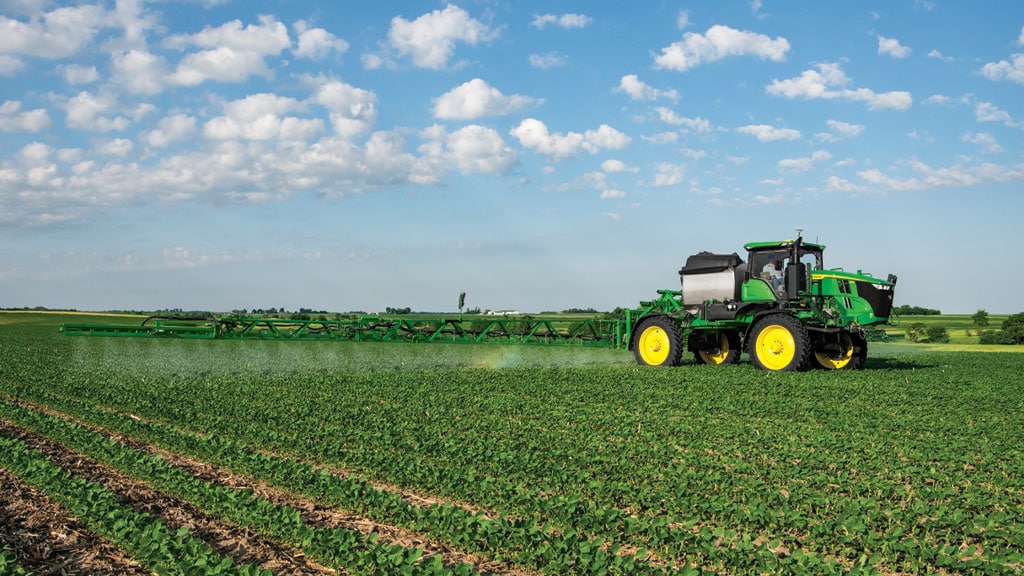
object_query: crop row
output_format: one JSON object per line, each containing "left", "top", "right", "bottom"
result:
{"left": 3, "top": 327, "right": 1024, "bottom": 574}
{"left": 0, "top": 432, "right": 269, "bottom": 576}
{"left": 0, "top": 393, "right": 698, "bottom": 575}
{"left": 0, "top": 398, "right": 475, "bottom": 576}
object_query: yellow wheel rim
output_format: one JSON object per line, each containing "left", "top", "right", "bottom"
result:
{"left": 638, "top": 325, "right": 671, "bottom": 365}
{"left": 814, "top": 333, "right": 854, "bottom": 370}
{"left": 699, "top": 332, "right": 731, "bottom": 365}
{"left": 755, "top": 324, "right": 796, "bottom": 371}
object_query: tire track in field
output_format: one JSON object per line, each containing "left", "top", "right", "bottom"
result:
{"left": 1, "top": 397, "right": 540, "bottom": 576}
{"left": 0, "top": 467, "right": 149, "bottom": 576}
{"left": 0, "top": 419, "right": 337, "bottom": 576}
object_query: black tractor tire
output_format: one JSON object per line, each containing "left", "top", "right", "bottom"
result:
{"left": 810, "top": 331, "right": 867, "bottom": 370}
{"left": 633, "top": 316, "right": 683, "bottom": 367}
{"left": 690, "top": 330, "right": 742, "bottom": 365}
{"left": 748, "top": 314, "right": 811, "bottom": 372}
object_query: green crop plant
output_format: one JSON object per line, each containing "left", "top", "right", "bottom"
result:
{"left": 2, "top": 313, "right": 1024, "bottom": 574}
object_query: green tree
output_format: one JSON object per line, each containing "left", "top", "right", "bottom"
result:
{"left": 905, "top": 323, "right": 927, "bottom": 343}
{"left": 925, "top": 325, "right": 950, "bottom": 343}
{"left": 972, "top": 309, "right": 990, "bottom": 331}
{"left": 1002, "top": 313, "right": 1024, "bottom": 344}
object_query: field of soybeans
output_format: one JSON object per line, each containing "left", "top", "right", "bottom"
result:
{"left": 1, "top": 311, "right": 1022, "bottom": 575}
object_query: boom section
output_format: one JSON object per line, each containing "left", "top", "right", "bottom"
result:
{"left": 61, "top": 314, "right": 629, "bottom": 348}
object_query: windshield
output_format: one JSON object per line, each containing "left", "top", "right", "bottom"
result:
{"left": 749, "top": 247, "right": 822, "bottom": 283}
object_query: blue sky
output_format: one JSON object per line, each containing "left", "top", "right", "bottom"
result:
{"left": 1, "top": 0, "right": 1022, "bottom": 314}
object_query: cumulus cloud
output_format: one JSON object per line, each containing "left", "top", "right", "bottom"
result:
{"left": 615, "top": 75, "right": 679, "bottom": 102}
{"left": 877, "top": 35, "right": 911, "bottom": 58}
{"left": 111, "top": 48, "right": 168, "bottom": 95}
{"left": 314, "top": 80, "right": 379, "bottom": 138}
{"left": 777, "top": 150, "right": 832, "bottom": 172}
{"left": 167, "top": 15, "right": 290, "bottom": 86}
{"left": 528, "top": 52, "right": 568, "bottom": 69}
{"left": 0, "top": 5, "right": 107, "bottom": 59}
{"left": 204, "top": 93, "right": 322, "bottom": 141}
{"left": 981, "top": 53, "right": 1024, "bottom": 84}
{"left": 430, "top": 124, "right": 517, "bottom": 175}
{"left": 433, "top": 78, "right": 537, "bottom": 120}
{"left": 766, "top": 63, "right": 913, "bottom": 111}
{"left": 975, "top": 101, "right": 1022, "bottom": 129}
{"left": 61, "top": 64, "right": 99, "bottom": 85}
{"left": 816, "top": 119, "right": 865, "bottom": 142}
{"left": 0, "top": 100, "right": 51, "bottom": 132}
{"left": 601, "top": 159, "right": 638, "bottom": 173}
{"left": 63, "top": 91, "right": 154, "bottom": 132}
{"left": 510, "top": 118, "right": 630, "bottom": 161}
{"left": 737, "top": 124, "right": 801, "bottom": 142}
{"left": 293, "top": 20, "right": 348, "bottom": 60}
{"left": 653, "top": 163, "right": 685, "bottom": 186}
{"left": 653, "top": 25, "right": 790, "bottom": 71}
{"left": 654, "top": 107, "right": 711, "bottom": 132}
{"left": 962, "top": 132, "right": 1002, "bottom": 154}
{"left": 531, "top": 13, "right": 592, "bottom": 30}
{"left": 146, "top": 114, "right": 198, "bottom": 147}
{"left": 387, "top": 4, "right": 498, "bottom": 69}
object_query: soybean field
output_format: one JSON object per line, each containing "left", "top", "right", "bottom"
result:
{"left": 0, "top": 312, "right": 1021, "bottom": 575}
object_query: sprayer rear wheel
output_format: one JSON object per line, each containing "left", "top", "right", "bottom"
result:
{"left": 633, "top": 316, "right": 683, "bottom": 367}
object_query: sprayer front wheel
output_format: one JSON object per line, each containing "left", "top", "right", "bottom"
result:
{"left": 633, "top": 316, "right": 683, "bottom": 367}
{"left": 749, "top": 314, "right": 810, "bottom": 372}
{"left": 811, "top": 331, "right": 867, "bottom": 370}
{"left": 691, "top": 330, "right": 742, "bottom": 365}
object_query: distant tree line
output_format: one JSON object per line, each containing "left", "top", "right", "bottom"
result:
{"left": 976, "top": 310, "right": 1024, "bottom": 345}
{"left": 894, "top": 305, "right": 941, "bottom": 315}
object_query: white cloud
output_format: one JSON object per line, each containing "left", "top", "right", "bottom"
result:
{"left": 927, "top": 49, "right": 955, "bottom": 63}
{"left": 0, "top": 100, "right": 51, "bottom": 132}
{"left": 204, "top": 93, "right": 322, "bottom": 141}
{"left": 63, "top": 91, "right": 153, "bottom": 132}
{"left": 815, "top": 119, "right": 864, "bottom": 142}
{"left": 877, "top": 35, "right": 911, "bottom": 58}
{"left": 603, "top": 212, "right": 623, "bottom": 222}
{"left": 314, "top": 80, "right": 379, "bottom": 138}
{"left": 528, "top": 52, "right": 568, "bottom": 69}
{"left": 99, "top": 138, "right": 134, "bottom": 157}
{"left": 653, "top": 163, "right": 685, "bottom": 186}
{"left": 600, "top": 189, "right": 625, "bottom": 199}
{"left": 981, "top": 53, "right": 1024, "bottom": 84}
{"left": 601, "top": 159, "right": 638, "bottom": 173}
{"left": 167, "top": 16, "right": 290, "bottom": 86}
{"left": 111, "top": 49, "right": 168, "bottom": 95}
{"left": 0, "top": 54, "right": 24, "bottom": 76}
{"left": 0, "top": 5, "right": 107, "bottom": 59}
{"left": 654, "top": 107, "right": 711, "bottom": 132}
{"left": 676, "top": 11, "right": 690, "bottom": 30}
{"left": 962, "top": 132, "right": 1002, "bottom": 154}
{"left": 293, "top": 20, "right": 348, "bottom": 60}
{"left": 766, "top": 63, "right": 913, "bottom": 111}
{"left": 61, "top": 64, "right": 99, "bottom": 85}
{"left": 146, "top": 114, "right": 197, "bottom": 147}
{"left": 777, "top": 150, "right": 832, "bottom": 172}
{"left": 653, "top": 25, "right": 790, "bottom": 71}
{"left": 737, "top": 124, "right": 801, "bottom": 142}
{"left": 616, "top": 75, "right": 679, "bottom": 102}
{"left": 433, "top": 78, "right": 537, "bottom": 120}
{"left": 387, "top": 4, "right": 498, "bottom": 69}
{"left": 510, "top": 118, "right": 630, "bottom": 161}
{"left": 975, "top": 101, "right": 1022, "bottom": 128}
{"left": 531, "top": 13, "right": 592, "bottom": 30}
{"left": 443, "top": 125, "right": 517, "bottom": 175}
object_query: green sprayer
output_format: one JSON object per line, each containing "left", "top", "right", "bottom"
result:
{"left": 61, "top": 232, "right": 897, "bottom": 371}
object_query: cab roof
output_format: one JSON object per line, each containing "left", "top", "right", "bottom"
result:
{"left": 744, "top": 239, "right": 826, "bottom": 251}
